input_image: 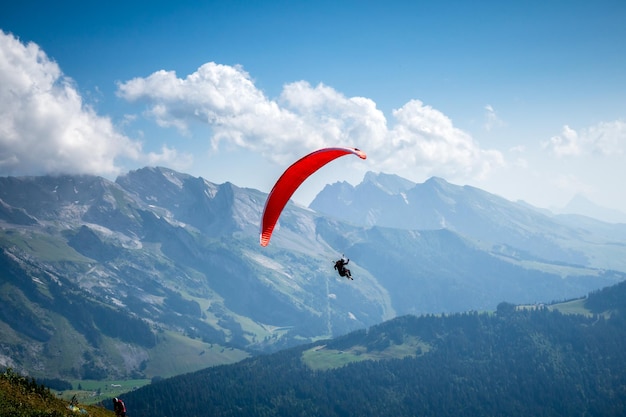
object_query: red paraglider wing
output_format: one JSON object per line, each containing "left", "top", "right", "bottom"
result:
{"left": 260, "top": 147, "right": 367, "bottom": 246}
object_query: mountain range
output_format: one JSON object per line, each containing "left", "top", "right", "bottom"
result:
{"left": 0, "top": 167, "right": 625, "bottom": 382}
{"left": 311, "top": 172, "right": 626, "bottom": 271}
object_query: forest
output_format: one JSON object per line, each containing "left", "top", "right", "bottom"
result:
{"left": 111, "top": 281, "right": 626, "bottom": 416}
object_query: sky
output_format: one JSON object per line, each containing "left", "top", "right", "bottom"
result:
{"left": 1, "top": 0, "right": 625, "bottom": 216}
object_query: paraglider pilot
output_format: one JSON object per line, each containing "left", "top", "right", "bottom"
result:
{"left": 334, "top": 256, "right": 353, "bottom": 280}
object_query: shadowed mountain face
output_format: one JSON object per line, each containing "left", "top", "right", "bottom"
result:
{"left": 0, "top": 167, "right": 624, "bottom": 380}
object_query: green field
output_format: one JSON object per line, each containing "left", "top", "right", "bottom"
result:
{"left": 548, "top": 298, "right": 593, "bottom": 316}
{"left": 302, "top": 336, "right": 430, "bottom": 371}
{"left": 58, "top": 378, "right": 150, "bottom": 405}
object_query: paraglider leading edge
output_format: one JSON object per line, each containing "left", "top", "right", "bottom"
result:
{"left": 260, "top": 147, "right": 367, "bottom": 246}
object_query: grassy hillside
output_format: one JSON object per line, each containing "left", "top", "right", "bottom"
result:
{"left": 0, "top": 368, "right": 114, "bottom": 416}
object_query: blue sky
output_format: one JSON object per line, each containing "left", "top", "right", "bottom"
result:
{"left": 1, "top": 0, "right": 625, "bottom": 216}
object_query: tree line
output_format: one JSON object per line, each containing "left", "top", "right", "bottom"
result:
{"left": 115, "top": 285, "right": 626, "bottom": 416}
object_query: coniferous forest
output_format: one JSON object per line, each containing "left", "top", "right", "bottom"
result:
{"left": 112, "top": 281, "right": 626, "bottom": 417}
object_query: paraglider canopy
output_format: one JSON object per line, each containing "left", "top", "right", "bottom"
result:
{"left": 260, "top": 147, "right": 367, "bottom": 246}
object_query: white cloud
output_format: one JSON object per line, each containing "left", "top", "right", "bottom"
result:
{"left": 145, "top": 145, "right": 193, "bottom": 170}
{"left": 386, "top": 100, "right": 504, "bottom": 179}
{"left": 543, "top": 125, "right": 583, "bottom": 157}
{"left": 0, "top": 31, "right": 189, "bottom": 177}
{"left": 544, "top": 121, "right": 626, "bottom": 158}
{"left": 117, "top": 63, "right": 504, "bottom": 182}
{"left": 0, "top": 33, "right": 502, "bottom": 184}
{"left": 484, "top": 104, "right": 505, "bottom": 131}
{"left": 584, "top": 120, "right": 626, "bottom": 156}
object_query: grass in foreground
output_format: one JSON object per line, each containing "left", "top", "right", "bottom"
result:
{"left": 0, "top": 368, "right": 114, "bottom": 417}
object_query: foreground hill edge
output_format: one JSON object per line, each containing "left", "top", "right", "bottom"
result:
{"left": 0, "top": 368, "right": 113, "bottom": 416}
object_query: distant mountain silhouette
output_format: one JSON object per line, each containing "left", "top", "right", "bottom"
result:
{"left": 560, "top": 193, "right": 626, "bottom": 224}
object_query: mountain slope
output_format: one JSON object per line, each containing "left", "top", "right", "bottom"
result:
{"left": 0, "top": 169, "right": 390, "bottom": 380}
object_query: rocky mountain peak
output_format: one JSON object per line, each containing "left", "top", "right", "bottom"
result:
{"left": 362, "top": 171, "right": 416, "bottom": 195}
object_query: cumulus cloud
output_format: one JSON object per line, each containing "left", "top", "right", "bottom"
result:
{"left": 117, "top": 62, "right": 504, "bottom": 181}
{"left": 386, "top": 100, "right": 504, "bottom": 178}
{"left": 544, "top": 121, "right": 626, "bottom": 158}
{"left": 145, "top": 145, "right": 193, "bottom": 170}
{"left": 1, "top": 32, "right": 501, "bottom": 183}
{"left": 543, "top": 125, "right": 582, "bottom": 157}
{"left": 0, "top": 31, "right": 188, "bottom": 177}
